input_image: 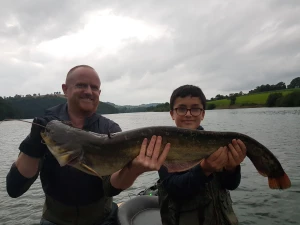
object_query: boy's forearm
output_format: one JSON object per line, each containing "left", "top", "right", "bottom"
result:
{"left": 220, "top": 165, "right": 241, "bottom": 190}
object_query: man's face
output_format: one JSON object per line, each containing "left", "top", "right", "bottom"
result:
{"left": 62, "top": 67, "right": 101, "bottom": 115}
{"left": 170, "top": 96, "right": 205, "bottom": 130}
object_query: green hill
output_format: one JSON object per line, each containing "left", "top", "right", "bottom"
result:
{"left": 4, "top": 95, "right": 119, "bottom": 119}
{"left": 1, "top": 76, "right": 300, "bottom": 119}
{"left": 207, "top": 88, "right": 299, "bottom": 109}
{"left": 104, "top": 102, "right": 161, "bottom": 113}
{"left": 0, "top": 97, "right": 21, "bottom": 120}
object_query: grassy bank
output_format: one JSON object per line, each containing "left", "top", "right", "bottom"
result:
{"left": 207, "top": 89, "right": 298, "bottom": 109}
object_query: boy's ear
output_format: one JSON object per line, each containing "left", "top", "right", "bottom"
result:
{"left": 201, "top": 110, "right": 205, "bottom": 121}
{"left": 170, "top": 110, "right": 175, "bottom": 120}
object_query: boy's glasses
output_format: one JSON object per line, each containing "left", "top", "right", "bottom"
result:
{"left": 174, "top": 107, "right": 204, "bottom": 116}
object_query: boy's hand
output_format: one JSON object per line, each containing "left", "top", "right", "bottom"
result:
{"left": 225, "top": 139, "right": 247, "bottom": 171}
{"left": 200, "top": 146, "right": 228, "bottom": 176}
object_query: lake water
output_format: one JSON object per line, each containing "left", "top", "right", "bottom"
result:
{"left": 0, "top": 107, "right": 299, "bottom": 225}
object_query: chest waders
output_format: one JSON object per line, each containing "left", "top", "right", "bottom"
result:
{"left": 157, "top": 173, "right": 239, "bottom": 225}
{"left": 42, "top": 194, "right": 114, "bottom": 225}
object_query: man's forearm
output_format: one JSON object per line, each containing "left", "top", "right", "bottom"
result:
{"left": 110, "top": 166, "right": 142, "bottom": 190}
{"left": 6, "top": 155, "right": 40, "bottom": 198}
{"left": 15, "top": 153, "right": 40, "bottom": 178}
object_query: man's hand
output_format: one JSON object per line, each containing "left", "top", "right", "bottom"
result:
{"left": 225, "top": 139, "right": 247, "bottom": 171}
{"left": 30, "top": 117, "right": 47, "bottom": 139}
{"left": 128, "top": 135, "right": 171, "bottom": 176}
{"left": 110, "top": 135, "right": 170, "bottom": 190}
{"left": 200, "top": 146, "right": 228, "bottom": 176}
{"left": 16, "top": 116, "right": 53, "bottom": 178}
{"left": 19, "top": 117, "right": 52, "bottom": 158}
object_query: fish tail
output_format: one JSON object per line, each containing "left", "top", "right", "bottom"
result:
{"left": 268, "top": 173, "right": 291, "bottom": 189}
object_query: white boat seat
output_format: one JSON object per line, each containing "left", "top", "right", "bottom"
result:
{"left": 117, "top": 196, "right": 162, "bottom": 225}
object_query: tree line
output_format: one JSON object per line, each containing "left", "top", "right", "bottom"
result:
{"left": 266, "top": 92, "right": 300, "bottom": 107}
{"left": 209, "top": 77, "right": 300, "bottom": 101}
{"left": 0, "top": 95, "right": 118, "bottom": 120}
{"left": 1, "top": 77, "right": 299, "bottom": 120}
{"left": 148, "top": 77, "right": 300, "bottom": 112}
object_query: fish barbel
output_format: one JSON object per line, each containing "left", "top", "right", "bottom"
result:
{"left": 41, "top": 120, "right": 291, "bottom": 190}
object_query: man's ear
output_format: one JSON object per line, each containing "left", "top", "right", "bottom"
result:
{"left": 62, "top": 84, "right": 68, "bottom": 96}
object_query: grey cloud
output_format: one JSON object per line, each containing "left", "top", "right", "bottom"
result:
{"left": 0, "top": 0, "right": 300, "bottom": 104}
{"left": 1, "top": 0, "right": 112, "bottom": 44}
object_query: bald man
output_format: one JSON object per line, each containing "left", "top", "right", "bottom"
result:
{"left": 6, "top": 65, "right": 170, "bottom": 225}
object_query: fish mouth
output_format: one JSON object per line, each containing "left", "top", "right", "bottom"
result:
{"left": 41, "top": 132, "right": 82, "bottom": 166}
{"left": 48, "top": 146, "right": 82, "bottom": 167}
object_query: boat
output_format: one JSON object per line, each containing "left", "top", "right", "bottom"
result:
{"left": 117, "top": 183, "right": 162, "bottom": 225}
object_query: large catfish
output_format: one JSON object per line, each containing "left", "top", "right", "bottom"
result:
{"left": 41, "top": 120, "right": 291, "bottom": 190}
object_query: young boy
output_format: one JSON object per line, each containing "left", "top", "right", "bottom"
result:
{"left": 157, "top": 85, "right": 247, "bottom": 225}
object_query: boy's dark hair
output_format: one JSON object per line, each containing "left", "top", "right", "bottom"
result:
{"left": 170, "top": 85, "right": 206, "bottom": 110}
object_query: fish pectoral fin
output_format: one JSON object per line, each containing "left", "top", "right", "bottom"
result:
{"left": 79, "top": 163, "right": 103, "bottom": 179}
{"left": 164, "top": 159, "right": 201, "bottom": 173}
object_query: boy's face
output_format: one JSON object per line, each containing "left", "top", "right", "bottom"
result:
{"left": 170, "top": 96, "right": 205, "bottom": 130}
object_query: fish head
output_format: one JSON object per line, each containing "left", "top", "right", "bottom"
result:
{"left": 41, "top": 120, "right": 83, "bottom": 166}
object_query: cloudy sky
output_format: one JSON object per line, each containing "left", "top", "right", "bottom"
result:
{"left": 1, "top": 0, "right": 299, "bottom": 105}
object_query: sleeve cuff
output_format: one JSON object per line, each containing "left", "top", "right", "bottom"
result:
{"left": 224, "top": 165, "right": 241, "bottom": 175}
{"left": 102, "top": 175, "right": 124, "bottom": 197}
{"left": 191, "top": 164, "right": 214, "bottom": 182}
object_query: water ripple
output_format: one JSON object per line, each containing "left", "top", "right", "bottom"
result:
{"left": 1, "top": 108, "right": 299, "bottom": 225}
